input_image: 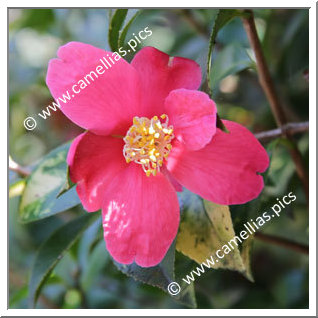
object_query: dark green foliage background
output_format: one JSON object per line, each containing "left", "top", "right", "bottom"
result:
{"left": 9, "top": 8, "right": 309, "bottom": 309}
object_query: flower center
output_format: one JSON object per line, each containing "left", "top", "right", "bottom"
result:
{"left": 123, "top": 114, "right": 174, "bottom": 176}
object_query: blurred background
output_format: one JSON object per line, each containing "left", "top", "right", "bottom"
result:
{"left": 9, "top": 8, "right": 309, "bottom": 309}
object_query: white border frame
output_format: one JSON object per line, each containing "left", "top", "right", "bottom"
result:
{"left": 3, "top": 1, "right": 316, "bottom": 316}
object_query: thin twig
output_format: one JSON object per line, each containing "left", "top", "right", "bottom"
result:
{"left": 255, "top": 121, "right": 309, "bottom": 141}
{"left": 9, "top": 157, "right": 31, "bottom": 177}
{"left": 255, "top": 232, "right": 309, "bottom": 255}
{"left": 242, "top": 11, "right": 286, "bottom": 126}
{"left": 242, "top": 11, "right": 309, "bottom": 203}
{"left": 178, "top": 9, "right": 209, "bottom": 38}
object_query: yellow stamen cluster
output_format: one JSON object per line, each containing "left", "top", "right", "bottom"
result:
{"left": 123, "top": 114, "right": 174, "bottom": 176}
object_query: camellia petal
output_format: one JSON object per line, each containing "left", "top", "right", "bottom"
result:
{"left": 167, "top": 120, "right": 270, "bottom": 205}
{"left": 55, "top": 44, "right": 271, "bottom": 268}
{"left": 46, "top": 42, "right": 142, "bottom": 136}
{"left": 67, "top": 132, "right": 127, "bottom": 212}
{"left": 164, "top": 88, "right": 217, "bottom": 150}
{"left": 102, "top": 164, "right": 180, "bottom": 267}
{"left": 131, "top": 46, "right": 202, "bottom": 117}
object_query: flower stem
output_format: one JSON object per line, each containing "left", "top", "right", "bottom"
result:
{"left": 255, "top": 121, "right": 309, "bottom": 142}
{"left": 255, "top": 232, "right": 309, "bottom": 255}
{"left": 242, "top": 10, "right": 309, "bottom": 203}
{"left": 9, "top": 157, "right": 30, "bottom": 177}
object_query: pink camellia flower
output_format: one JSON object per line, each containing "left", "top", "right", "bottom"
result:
{"left": 46, "top": 42, "right": 269, "bottom": 267}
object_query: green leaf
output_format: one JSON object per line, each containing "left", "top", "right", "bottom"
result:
{"left": 206, "top": 9, "right": 247, "bottom": 132}
{"left": 80, "top": 240, "right": 109, "bottom": 291}
{"left": 118, "top": 10, "right": 140, "bottom": 49}
{"left": 9, "top": 179, "right": 26, "bottom": 198}
{"left": 206, "top": 9, "right": 247, "bottom": 97}
{"left": 210, "top": 42, "right": 253, "bottom": 90}
{"left": 112, "top": 241, "right": 197, "bottom": 308}
{"left": 57, "top": 165, "right": 76, "bottom": 198}
{"left": 216, "top": 113, "right": 229, "bottom": 133}
{"left": 10, "top": 9, "right": 55, "bottom": 32}
{"left": 9, "top": 285, "right": 28, "bottom": 308}
{"left": 28, "top": 213, "right": 98, "bottom": 308}
{"left": 19, "top": 143, "right": 81, "bottom": 223}
{"left": 176, "top": 190, "right": 253, "bottom": 281}
{"left": 266, "top": 139, "right": 295, "bottom": 196}
{"left": 240, "top": 234, "right": 255, "bottom": 282}
{"left": 108, "top": 9, "right": 128, "bottom": 52}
